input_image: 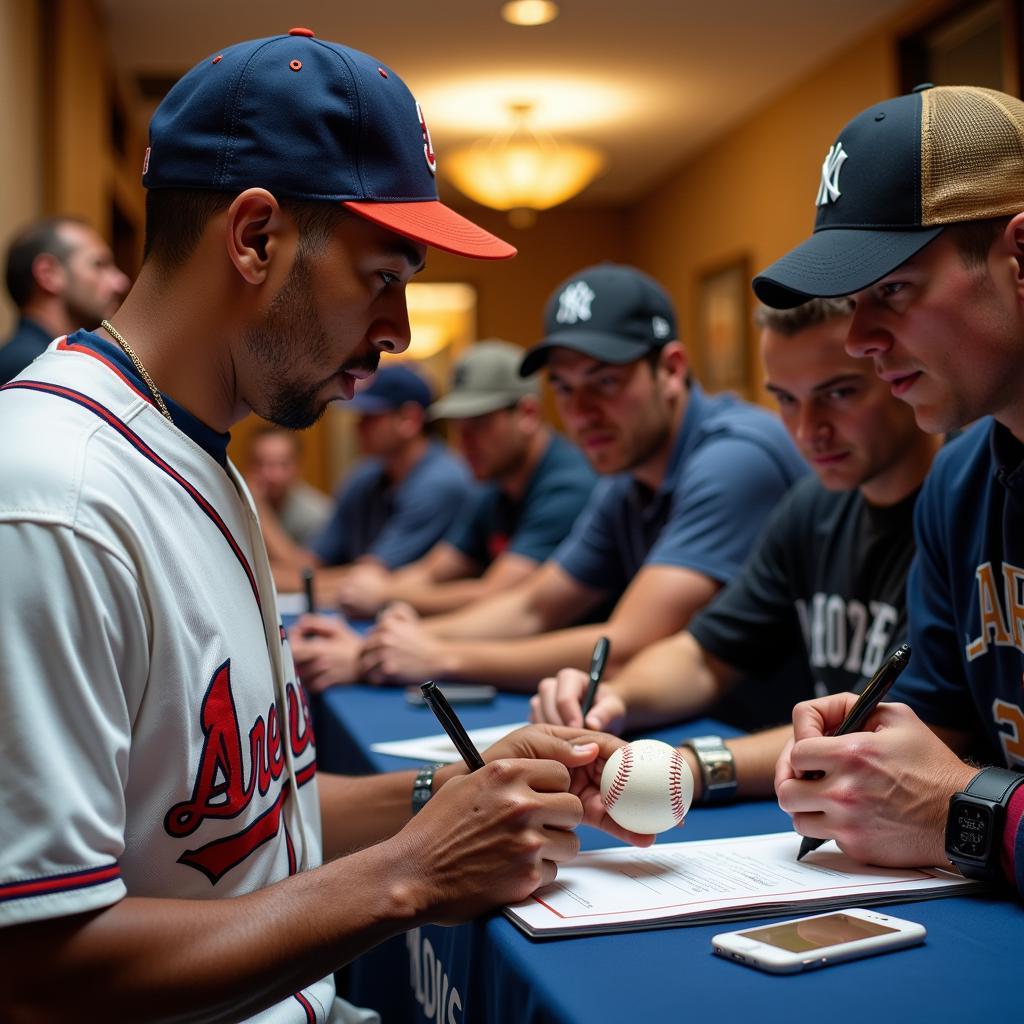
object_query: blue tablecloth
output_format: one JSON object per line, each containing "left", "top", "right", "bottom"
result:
{"left": 309, "top": 684, "right": 1020, "bottom": 1023}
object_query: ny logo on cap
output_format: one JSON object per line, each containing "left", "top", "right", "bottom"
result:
{"left": 652, "top": 316, "right": 671, "bottom": 339}
{"left": 815, "top": 142, "right": 848, "bottom": 207}
{"left": 556, "top": 281, "right": 596, "bottom": 324}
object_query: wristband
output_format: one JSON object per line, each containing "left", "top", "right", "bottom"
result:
{"left": 412, "top": 762, "right": 444, "bottom": 815}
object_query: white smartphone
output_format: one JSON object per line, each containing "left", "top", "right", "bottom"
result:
{"left": 711, "top": 908, "right": 926, "bottom": 974}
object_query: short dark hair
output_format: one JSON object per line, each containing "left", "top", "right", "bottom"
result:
{"left": 754, "top": 296, "right": 854, "bottom": 337}
{"left": 4, "top": 217, "right": 88, "bottom": 307}
{"left": 143, "top": 189, "right": 348, "bottom": 271}
{"left": 946, "top": 216, "right": 1012, "bottom": 269}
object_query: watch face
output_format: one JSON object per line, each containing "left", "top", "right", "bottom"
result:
{"left": 951, "top": 801, "right": 992, "bottom": 859}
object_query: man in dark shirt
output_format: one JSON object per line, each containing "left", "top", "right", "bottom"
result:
{"left": 1, "top": 217, "right": 129, "bottom": 382}
{"left": 532, "top": 297, "right": 940, "bottom": 804}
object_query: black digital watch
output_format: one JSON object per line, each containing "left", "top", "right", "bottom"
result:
{"left": 945, "top": 766, "right": 1024, "bottom": 881}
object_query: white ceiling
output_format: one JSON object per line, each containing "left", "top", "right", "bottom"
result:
{"left": 100, "top": 0, "right": 913, "bottom": 205}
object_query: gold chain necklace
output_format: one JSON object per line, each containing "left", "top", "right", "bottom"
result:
{"left": 100, "top": 319, "right": 173, "bottom": 422}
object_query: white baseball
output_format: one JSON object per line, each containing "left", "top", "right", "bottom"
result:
{"left": 600, "top": 739, "right": 693, "bottom": 834}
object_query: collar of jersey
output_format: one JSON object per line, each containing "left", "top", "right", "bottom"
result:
{"left": 66, "top": 329, "right": 230, "bottom": 466}
{"left": 990, "top": 420, "right": 1024, "bottom": 494}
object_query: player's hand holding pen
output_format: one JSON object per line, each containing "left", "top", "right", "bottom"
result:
{"left": 396, "top": 718, "right": 653, "bottom": 925}
{"left": 774, "top": 665, "right": 978, "bottom": 869}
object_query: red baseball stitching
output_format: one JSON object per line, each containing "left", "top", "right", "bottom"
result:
{"left": 669, "top": 749, "right": 685, "bottom": 823}
{"left": 604, "top": 745, "right": 633, "bottom": 809}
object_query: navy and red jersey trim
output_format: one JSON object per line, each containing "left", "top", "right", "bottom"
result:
{"left": 0, "top": 380, "right": 262, "bottom": 613}
{"left": 293, "top": 990, "right": 317, "bottom": 1023}
{"left": 55, "top": 336, "right": 155, "bottom": 407}
{"left": 0, "top": 862, "right": 120, "bottom": 904}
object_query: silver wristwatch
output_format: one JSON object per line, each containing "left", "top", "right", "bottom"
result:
{"left": 681, "top": 735, "right": 737, "bottom": 804}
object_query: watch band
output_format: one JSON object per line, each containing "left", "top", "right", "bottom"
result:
{"left": 681, "top": 735, "right": 736, "bottom": 804}
{"left": 946, "top": 765, "right": 1024, "bottom": 881}
{"left": 412, "top": 762, "right": 444, "bottom": 815}
{"left": 963, "top": 765, "right": 1024, "bottom": 804}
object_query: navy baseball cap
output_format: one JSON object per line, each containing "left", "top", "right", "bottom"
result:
{"left": 347, "top": 364, "right": 433, "bottom": 414}
{"left": 143, "top": 28, "right": 515, "bottom": 261}
{"left": 519, "top": 263, "right": 677, "bottom": 376}
{"left": 754, "top": 85, "right": 1024, "bottom": 308}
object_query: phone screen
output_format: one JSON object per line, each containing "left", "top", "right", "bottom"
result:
{"left": 737, "top": 913, "right": 899, "bottom": 953}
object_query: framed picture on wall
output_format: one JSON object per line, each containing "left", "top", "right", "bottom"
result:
{"left": 695, "top": 256, "right": 751, "bottom": 397}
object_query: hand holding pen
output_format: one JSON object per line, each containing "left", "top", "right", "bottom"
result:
{"left": 788, "top": 644, "right": 912, "bottom": 861}
{"left": 421, "top": 680, "right": 486, "bottom": 771}
{"left": 580, "top": 636, "right": 611, "bottom": 721}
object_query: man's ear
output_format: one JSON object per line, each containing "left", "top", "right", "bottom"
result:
{"left": 31, "top": 252, "right": 67, "bottom": 297}
{"left": 1007, "top": 212, "right": 1024, "bottom": 289}
{"left": 658, "top": 341, "right": 690, "bottom": 392}
{"left": 224, "top": 188, "right": 297, "bottom": 286}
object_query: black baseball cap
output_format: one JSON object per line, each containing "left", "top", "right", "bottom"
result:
{"left": 519, "top": 263, "right": 677, "bottom": 376}
{"left": 143, "top": 28, "right": 515, "bottom": 261}
{"left": 754, "top": 85, "right": 1024, "bottom": 308}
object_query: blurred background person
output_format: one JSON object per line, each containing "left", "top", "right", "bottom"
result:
{"left": 1, "top": 217, "right": 130, "bottom": 383}
{"left": 333, "top": 340, "right": 597, "bottom": 619}
{"left": 245, "top": 425, "right": 332, "bottom": 547}
{"left": 268, "top": 363, "right": 473, "bottom": 601}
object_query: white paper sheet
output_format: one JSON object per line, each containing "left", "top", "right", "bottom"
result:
{"left": 276, "top": 592, "right": 311, "bottom": 618}
{"left": 505, "top": 832, "right": 980, "bottom": 936}
{"left": 370, "top": 722, "right": 529, "bottom": 763}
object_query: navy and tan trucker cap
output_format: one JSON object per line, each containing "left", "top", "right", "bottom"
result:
{"left": 753, "top": 85, "right": 1024, "bottom": 308}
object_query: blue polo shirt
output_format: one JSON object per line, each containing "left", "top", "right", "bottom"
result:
{"left": 311, "top": 440, "right": 474, "bottom": 569}
{"left": 445, "top": 433, "right": 596, "bottom": 567}
{"left": 553, "top": 385, "right": 807, "bottom": 596}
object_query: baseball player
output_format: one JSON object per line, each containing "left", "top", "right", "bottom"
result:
{"left": 0, "top": 31, "right": 645, "bottom": 1021}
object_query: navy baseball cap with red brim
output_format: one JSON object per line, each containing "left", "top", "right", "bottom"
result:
{"left": 143, "top": 28, "right": 515, "bottom": 262}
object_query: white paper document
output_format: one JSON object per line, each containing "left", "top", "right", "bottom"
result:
{"left": 370, "top": 722, "right": 529, "bottom": 763}
{"left": 276, "top": 592, "right": 310, "bottom": 618}
{"left": 505, "top": 831, "right": 982, "bottom": 937}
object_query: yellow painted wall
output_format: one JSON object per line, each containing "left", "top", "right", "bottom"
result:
{"left": 419, "top": 202, "right": 630, "bottom": 347}
{"left": 0, "top": 0, "right": 43, "bottom": 336}
{"left": 625, "top": 3, "right": 942, "bottom": 402}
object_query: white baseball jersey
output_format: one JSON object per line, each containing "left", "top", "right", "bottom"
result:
{"left": 0, "top": 335, "right": 367, "bottom": 1023}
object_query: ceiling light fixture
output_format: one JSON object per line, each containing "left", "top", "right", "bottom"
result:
{"left": 444, "top": 102, "right": 604, "bottom": 227}
{"left": 500, "top": 1, "right": 559, "bottom": 27}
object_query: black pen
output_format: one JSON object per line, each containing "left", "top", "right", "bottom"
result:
{"left": 580, "top": 636, "right": 611, "bottom": 720}
{"left": 421, "top": 680, "right": 486, "bottom": 771}
{"left": 796, "top": 643, "right": 912, "bottom": 861}
{"left": 301, "top": 567, "right": 315, "bottom": 616}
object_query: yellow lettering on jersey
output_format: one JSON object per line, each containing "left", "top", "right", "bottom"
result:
{"left": 1004, "top": 564, "right": 1024, "bottom": 649}
{"left": 993, "top": 699, "right": 1024, "bottom": 767}
{"left": 966, "top": 562, "right": 1012, "bottom": 661}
